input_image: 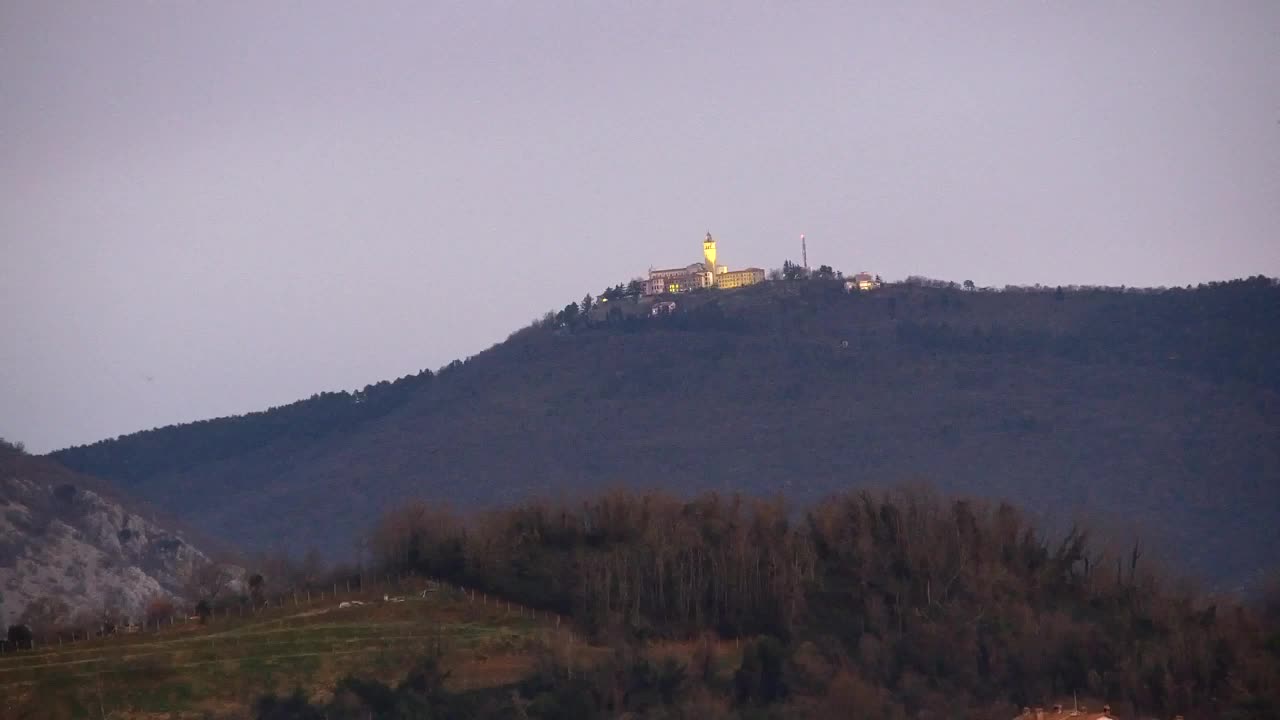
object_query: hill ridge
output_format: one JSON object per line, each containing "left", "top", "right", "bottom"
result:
{"left": 49, "top": 276, "right": 1280, "bottom": 592}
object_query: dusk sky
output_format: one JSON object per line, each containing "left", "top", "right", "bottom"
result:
{"left": 3, "top": 1, "right": 1278, "bottom": 453}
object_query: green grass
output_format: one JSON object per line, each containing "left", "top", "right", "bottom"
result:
{"left": 0, "top": 583, "right": 568, "bottom": 719}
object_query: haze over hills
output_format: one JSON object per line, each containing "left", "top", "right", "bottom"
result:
{"left": 51, "top": 276, "right": 1280, "bottom": 592}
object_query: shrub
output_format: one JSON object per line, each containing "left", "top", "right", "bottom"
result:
{"left": 6, "top": 624, "right": 33, "bottom": 649}
{"left": 144, "top": 595, "right": 175, "bottom": 626}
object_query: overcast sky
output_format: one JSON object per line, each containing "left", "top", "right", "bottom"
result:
{"left": 2, "top": 1, "right": 1277, "bottom": 453}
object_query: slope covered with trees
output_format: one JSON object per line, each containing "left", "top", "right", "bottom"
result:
{"left": 50, "top": 276, "right": 1280, "bottom": 592}
{"left": 257, "top": 487, "right": 1280, "bottom": 719}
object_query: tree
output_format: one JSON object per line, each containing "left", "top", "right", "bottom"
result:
{"left": 816, "top": 265, "right": 836, "bottom": 280}
{"left": 18, "top": 597, "right": 70, "bottom": 633}
{"left": 144, "top": 595, "right": 175, "bottom": 626}
{"left": 187, "top": 560, "right": 236, "bottom": 605}
{"left": 782, "top": 261, "right": 808, "bottom": 281}
{"left": 626, "top": 279, "right": 645, "bottom": 297}
{"left": 249, "top": 573, "right": 266, "bottom": 605}
{"left": 581, "top": 293, "right": 594, "bottom": 315}
{"left": 556, "top": 302, "right": 580, "bottom": 326}
{"left": 6, "top": 624, "right": 33, "bottom": 650}
{"left": 734, "top": 636, "right": 788, "bottom": 705}
{"left": 254, "top": 688, "right": 324, "bottom": 720}
{"left": 964, "top": 279, "right": 975, "bottom": 291}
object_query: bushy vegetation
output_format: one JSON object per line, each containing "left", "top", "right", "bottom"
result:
{"left": 254, "top": 657, "right": 474, "bottom": 720}
{"left": 360, "top": 488, "right": 1280, "bottom": 719}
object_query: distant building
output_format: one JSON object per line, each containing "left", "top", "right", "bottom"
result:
{"left": 717, "top": 268, "right": 766, "bottom": 289}
{"left": 651, "top": 301, "right": 678, "bottom": 316}
{"left": 645, "top": 264, "right": 712, "bottom": 295}
{"left": 644, "top": 232, "right": 765, "bottom": 295}
{"left": 846, "top": 272, "right": 879, "bottom": 292}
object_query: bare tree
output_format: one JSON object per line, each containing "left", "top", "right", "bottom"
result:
{"left": 186, "top": 560, "right": 236, "bottom": 605}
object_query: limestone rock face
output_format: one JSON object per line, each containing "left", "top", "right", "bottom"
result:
{"left": 0, "top": 449, "right": 216, "bottom": 628}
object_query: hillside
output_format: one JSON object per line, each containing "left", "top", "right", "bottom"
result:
{"left": 0, "top": 443, "right": 221, "bottom": 628}
{"left": 0, "top": 575, "right": 588, "bottom": 719}
{"left": 6, "top": 487, "right": 1279, "bottom": 719}
{"left": 51, "top": 276, "right": 1280, "bottom": 591}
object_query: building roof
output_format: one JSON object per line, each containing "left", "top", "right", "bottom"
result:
{"left": 650, "top": 263, "right": 706, "bottom": 275}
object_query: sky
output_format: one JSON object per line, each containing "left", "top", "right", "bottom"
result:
{"left": 2, "top": 1, "right": 1278, "bottom": 453}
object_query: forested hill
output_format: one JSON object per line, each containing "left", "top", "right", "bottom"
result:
{"left": 51, "top": 276, "right": 1280, "bottom": 591}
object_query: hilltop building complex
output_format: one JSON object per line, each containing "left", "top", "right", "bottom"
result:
{"left": 644, "top": 233, "right": 765, "bottom": 295}
{"left": 846, "top": 272, "right": 880, "bottom": 292}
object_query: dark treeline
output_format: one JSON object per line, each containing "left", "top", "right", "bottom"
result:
{"left": 366, "top": 488, "right": 1280, "bottom": 719}
{"left": 892, "top": 275, "right": 1280, "bottom": 390}
{"left": 52, "top": 369, "right": 435, "bottom": 484}
{"left": 373, "top": 492, "right": 812, "bottom": 638}
{"left": 557, "top": 275, "right": 1279, "bottom": 391}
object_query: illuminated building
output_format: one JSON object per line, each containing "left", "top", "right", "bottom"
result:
{"left": 644, "top": 264, "right": 713, "bottom": 295}
{"left": 717, "top": 268, "right": 766, "bottom": 289}
{"left": 644, "top": 232, "right": 764, "bottom": 295}
{"left": 846, "top": 272, "right": 879, "bottom": 292}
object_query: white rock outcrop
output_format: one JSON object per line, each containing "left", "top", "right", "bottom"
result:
{"left": 0, "top": 463, "right": 213, "bottom": 628}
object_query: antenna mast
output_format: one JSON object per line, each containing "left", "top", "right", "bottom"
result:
{"left": 801, "top": 234, "right": 808, "bottom": 270}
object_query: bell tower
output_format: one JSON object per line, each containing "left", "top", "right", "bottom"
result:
{"left": 703, "top": 232, "right": 718, "bottom": 286}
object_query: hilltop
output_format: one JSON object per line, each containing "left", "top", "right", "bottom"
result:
{"left": 51, "top": 276, "right": 1280, "bottom": 591}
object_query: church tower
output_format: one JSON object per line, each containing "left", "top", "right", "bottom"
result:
{"left": 703, "top": 232, "right": 718, "bottom": 286}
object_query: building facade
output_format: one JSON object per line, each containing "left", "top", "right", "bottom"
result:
{"left": 645, "top": 264, "right": 712, "bottom": 295}
{"left": 716, "top": 268, "right": 766, "bottom": 289}
{"left": 846, "top": 272, "right": 879, "bottom": 292}
{"left": 644, "top": 233, "right": 765, "bottom": 295}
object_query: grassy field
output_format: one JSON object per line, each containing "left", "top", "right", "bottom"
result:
{"left": 0, "top": 580, "right": 580, "bottom": 719}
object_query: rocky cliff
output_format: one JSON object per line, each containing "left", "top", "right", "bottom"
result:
{"left": 0, "top": 443, "right": 214, "bottom": 628}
